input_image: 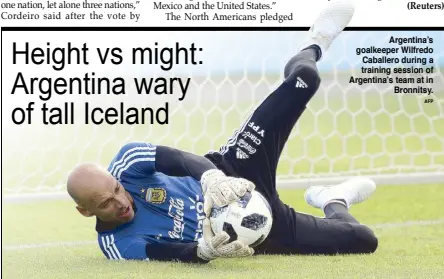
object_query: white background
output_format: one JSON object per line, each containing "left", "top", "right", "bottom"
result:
{"left": 0, "top": 0, "right": 443, "bottom": 27}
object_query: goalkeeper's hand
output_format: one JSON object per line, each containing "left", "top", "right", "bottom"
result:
{"left": 197, "top": 219, "right": 254, "bottom": 261}
{"left": 201, "top": 169, "right": 255, "bottom": 215}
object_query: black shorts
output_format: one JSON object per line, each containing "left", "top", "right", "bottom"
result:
{"left": 205, "top": 62, "right": 320, "bottom": 204}
{"left": 205, "top": 60, "right": 323, "bottom": 252}
{"left": 205, "top": 61, "right": 377, "bottom": 255}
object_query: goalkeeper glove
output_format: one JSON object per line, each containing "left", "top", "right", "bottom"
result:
{"left": 197, "top": 219, "right": 254, "bottom": 261}
{"left": 200, "top": 169, "right": 255, "bottom": 215}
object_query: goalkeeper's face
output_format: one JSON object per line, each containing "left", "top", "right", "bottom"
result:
{"left": 83, "top": 178, "right": 135, "bottom": 224}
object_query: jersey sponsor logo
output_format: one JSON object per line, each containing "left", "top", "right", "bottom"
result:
{"left": 241, "top": 131, "right": 262, "bottom": 146}
{"left": 168, "top": 198, "right": 185, "bottom": 240}
{"left": 237, "top": 138, "right": 257, "bottom": 155}
{"left": 248, "top": 122, "right": 265, "bottom": 137}
{"left": 295, "top": 77, "right": 308, "bottom": 88}
{"left": 236, "top": 148, "right": 249, "bottom": 159}
{"left": 143, "top": 188, "right": 166, "bottom": 204}
{"left": 189, "top": 195, "right": 205, "bottom": 241}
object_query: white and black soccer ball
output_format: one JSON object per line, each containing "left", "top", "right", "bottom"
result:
{"left": 209, "top": 190, "right": 273, "bottom": 247}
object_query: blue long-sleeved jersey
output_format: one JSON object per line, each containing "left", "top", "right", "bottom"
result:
{"left": 96, "top": 142, "right": 207, "bottom": 261}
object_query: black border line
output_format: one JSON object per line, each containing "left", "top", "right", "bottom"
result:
{"left": 2, "top": 26, "right": 444, "bottom": 31}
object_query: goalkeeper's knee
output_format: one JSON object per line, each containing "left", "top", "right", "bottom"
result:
{"left": 351, "top": 224, "right": 379, "bottom": 254}
{"left": 284, "top": 61, "right": 321, "bottom": 94}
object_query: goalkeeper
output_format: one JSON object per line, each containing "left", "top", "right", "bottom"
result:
{"left": 67, "top": 0, "right": 378, "bottom": 263}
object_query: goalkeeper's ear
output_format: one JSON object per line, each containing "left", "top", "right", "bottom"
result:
{"left": 76, "top": 206, "right": 94, "bottom": 217}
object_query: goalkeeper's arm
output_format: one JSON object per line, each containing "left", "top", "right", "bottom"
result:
{"left": 155, "top": 146, "right": 255, "bottom": 211}
{"left": 155, "top": 145, "right": 218, "bottom": 180}
{"left": 145, "top": 235, "right": 253, "bottom": 263}
{"left": 116, "top": 228, "right": 253, "bottom": 263}
{"left": 112, "top": 239, "right": 207, "bottom": 263}
{"left": 113, "top": 142, "right": 218, "bottom": 180}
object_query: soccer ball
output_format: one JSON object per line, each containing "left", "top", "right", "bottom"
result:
{"left": 209, "top": 190, "right": 273, "bottom": 247}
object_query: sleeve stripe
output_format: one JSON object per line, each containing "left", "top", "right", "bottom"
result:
{"left": 111, "top": 151, "right": 156, "bottom": 177}
{"left": 110, "top": 146, "right": 156, "bottom": 174}
{"left": 110, "top": 235, "right": 123, "bottom": 259}
{"left": 110, "top": 151, "right": 156, "bottom": 176}
{"left": 101, "top": 235, "right": 123, "bottom": 260}
{"left": 105, "top": 236, "right": 118, "bottom": 259}
{"left": 100, "top": 236, "right": 113, "bottom": 259}
{"left": 219, "top": 113, "right": 253, "bottom": 155}
{"left": 116, "top": 157, "right": 155, "bottom": 180}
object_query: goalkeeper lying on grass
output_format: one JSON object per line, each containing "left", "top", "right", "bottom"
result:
{"left": 66, "top": 0, "right": 378, "bottom": 263}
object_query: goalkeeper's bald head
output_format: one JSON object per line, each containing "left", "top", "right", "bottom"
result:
{"left": 67, "top": 163, "right": 109, "bottom": 204}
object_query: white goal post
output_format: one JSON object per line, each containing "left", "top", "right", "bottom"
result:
{"left": 3, "top": 31, "right": 444, "bottom": 203}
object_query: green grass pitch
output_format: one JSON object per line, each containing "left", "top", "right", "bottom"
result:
{"left": 2, "top": 74, "right": 443, "bottom": 277}
{"left": 3, "top": 184, "right": 444, "bottom": 278}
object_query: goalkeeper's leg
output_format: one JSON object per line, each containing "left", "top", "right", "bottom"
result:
{"left": 259, "top": 201, "right": 379, "bottom": 255}
{"left": 205, "top": 0, "right": 356, "bottom": 202}
{"left": 255, "top": 177, "right": 379, "bottom": 255}
{"left": 205, "top": 48, "right": 321, "bottom": 202}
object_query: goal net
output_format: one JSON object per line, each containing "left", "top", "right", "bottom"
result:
{"left": 3, "top": 30, "right": 444, "bottom": 202}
